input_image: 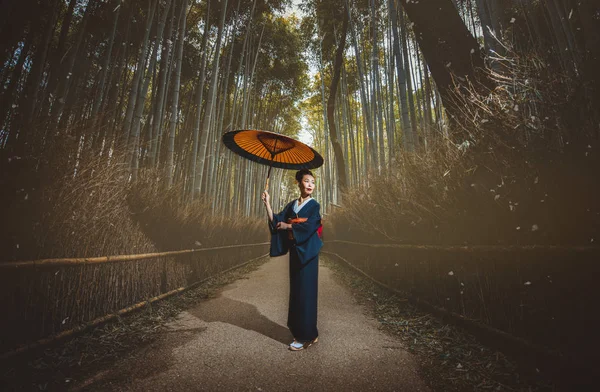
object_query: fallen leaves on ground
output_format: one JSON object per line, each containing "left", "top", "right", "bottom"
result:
{"left": 322, "top": 256, "right": 555, "bottom": 392}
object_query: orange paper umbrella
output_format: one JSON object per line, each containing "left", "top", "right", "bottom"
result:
{"left": 222, "top": 129, "right": 324, "bottom": 191}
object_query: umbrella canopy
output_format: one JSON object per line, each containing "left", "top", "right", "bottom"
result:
{"left": 222, "top": 129, "right": 324, "bottom": 191}
{"left": 222, "top": 129, "right": 324, "bottom": 170}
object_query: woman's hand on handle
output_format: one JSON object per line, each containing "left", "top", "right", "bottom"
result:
{"left": 261, "top": 190, "right": 270, "bottom": 206}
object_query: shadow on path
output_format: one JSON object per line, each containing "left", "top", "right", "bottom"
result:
{"left": 189, "top": 296, "right": 293, "bottom": 345}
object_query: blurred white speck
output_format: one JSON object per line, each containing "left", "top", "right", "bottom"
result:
{"left": 394, "top": 263, "right": 399, "bottom": 267}
{"left": 509, "top": 205, "right": 515, "bottom": 211}
{"left": 531, "top": 224, "right": 539, "bottom": 231}
{"left": 16, "top": 244, "right": 19, "bottom": 249}
{"left": 446, "top": 62, "right": 452, "bottom": 68}
{"left": 470, "top": 48, "right": 475, "bottom": 54}
{"left": 513, "top": 104, "right": 519, "bottom": 111}
{"left": 460, "top": 282, "right": 464, "bottom": 286}
{"left": 481, "top": 119, "right": 489, "bottom": 123}
{"left": 446, "top": 297, "right": 450, "bottom": 301}
{"left": 373, "top": 293, "right": 378, "bottom": 297}
{"left": 470, "top": 183, "right": 475, "bottom": 187}
{"left": 591, "top": 238, "right": 595, "bottom": 243}
{"left": 448, "top": 271, "right": 454, "bottom": 276}
{"left": 494, "top": 194, "right": 500, "bottom": 201}
{"left": 24, "top": 194, "right": 28, "bottom": 200}
{"left": 524, "top": 281, "right": 531, "bottom": 285}
{"left": 534, "top": 176, "right": 538, "bottom": 184}
{"left": 510, "top": 17, "right": 516, "bottom": 23}
{"left": 568, "top": 9, "right": 573, "bottom": 19}
{"left": 516, "top": 226, "right": 521, "bottom": 230}
{"left": 457, "top": 363, "right": 463, "bottom": 369}
{"left": 195, "top": 241, "right": 202, "bottom": 246}
{"left": 12, "top": 104, "right": 17, "bottom": 108}
{"left": 587, "top": 145, "right": 592, "bottom": 149}
{"left": 460, "top": 291, "right": 464, "bottom": 295}
{"left": 62, "top": 317, "right": 69, "bottom": 325}
{"left": 540, "top": 199, "right": 545, "bottom": 203}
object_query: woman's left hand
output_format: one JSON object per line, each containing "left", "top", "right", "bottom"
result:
{"left": 276, "top": 222, "right": 292, "bottom": 230}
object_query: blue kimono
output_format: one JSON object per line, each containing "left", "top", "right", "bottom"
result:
{"left": 269, "top": 198, "right": 322, "bottom": 341}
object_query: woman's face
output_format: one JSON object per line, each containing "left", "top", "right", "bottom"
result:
{"left": 298, "top": 174, "right": 315, "bottom": 196}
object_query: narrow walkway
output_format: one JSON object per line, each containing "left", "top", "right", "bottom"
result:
{"left": 75, "top": 256, "right": 430, "bottom": 391}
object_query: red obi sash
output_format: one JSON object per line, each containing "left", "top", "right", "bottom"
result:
{"left": 286, "top": 217, "right": 323, "bottom": 240}
{"left": 287, "top": 217, "right": 307, "bottom": 240}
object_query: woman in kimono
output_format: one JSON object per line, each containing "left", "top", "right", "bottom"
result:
{"left": 261, "top": 168, "right": 323, "bottom": 351}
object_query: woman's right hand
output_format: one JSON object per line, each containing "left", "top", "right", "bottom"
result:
{"left": 261, "top": 190, "right": 270, "bottom": 206}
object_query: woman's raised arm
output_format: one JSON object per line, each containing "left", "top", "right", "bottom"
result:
{"left": 261, "top": 191, "right": 274, "bottom": 222}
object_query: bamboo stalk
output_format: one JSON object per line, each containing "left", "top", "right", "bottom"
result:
{"left": 0, "top": 253, "right": 269, "bottom": 360}
{"left": 0, "top": 242, "right": 269, "bottom": 269}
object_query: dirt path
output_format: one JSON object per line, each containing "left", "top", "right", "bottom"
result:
{"left": 73, "top": 255, "right": 430, "bottom": 391}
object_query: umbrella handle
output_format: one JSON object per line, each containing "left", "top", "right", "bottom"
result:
{"left": 265, "top": 163, "right": 273, "bottom": 192}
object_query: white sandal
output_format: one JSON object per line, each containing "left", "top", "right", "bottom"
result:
{"left": 289, "top": 337, "right": 319, "bottom": 351}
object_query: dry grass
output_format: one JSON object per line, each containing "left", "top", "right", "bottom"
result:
{"left": 329, "top": 42, "right": 599, "bottom": 247}
{"left": 0, "top": 141, "right": 267, "bottom": 353}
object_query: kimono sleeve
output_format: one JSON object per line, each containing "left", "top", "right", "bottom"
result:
{"left": 268, "top": 206, "right": 287, "bottom": 235}
{"left": 268, "top": 202, "right": 291, "bottom": 257}
{"left": 291, "top": 202, "right": 322, "bottom": 246}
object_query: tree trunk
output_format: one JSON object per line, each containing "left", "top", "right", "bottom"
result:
{"left": 150, "top": 0, "right": 176, "bottom": 168}
{"left": 327, "top": 3, "right": 349, "bottom": 195}
{"left": 189, "top": 0, "right": 212, "bottom": 200}
{"left": 90, "top": 0, "right": 122, "bottom": 136}
{"left": 130, "top": 0, "right": 170, "bottom": 181}
{"left": 400, "top": 10, "right": 418, "bottom": 148}
{"left": 166, "top": 0, "right": 188, "bottom": 187}
{"left": 398, "top": 0, "right": 492, "bottom": 129}
{"left": 123, "top": 0, "right": 157, "bottom": 147}
{"left": 49, "top": 0, "right": 94, "bottom": 130}
{"left": 195, "top": 0, "right": 229, "bottom": 196}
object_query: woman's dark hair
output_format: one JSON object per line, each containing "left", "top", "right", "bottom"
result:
{"left": 295, "top": 168, "right": 314, "bottom": 182}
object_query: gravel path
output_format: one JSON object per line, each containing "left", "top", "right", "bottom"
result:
{"left": 74, "top": 255, "right": 430, "bottom": 391}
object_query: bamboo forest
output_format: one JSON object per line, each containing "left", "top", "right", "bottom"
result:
{"left": 1, "top": 0, "right": 599, "bottom": 391}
